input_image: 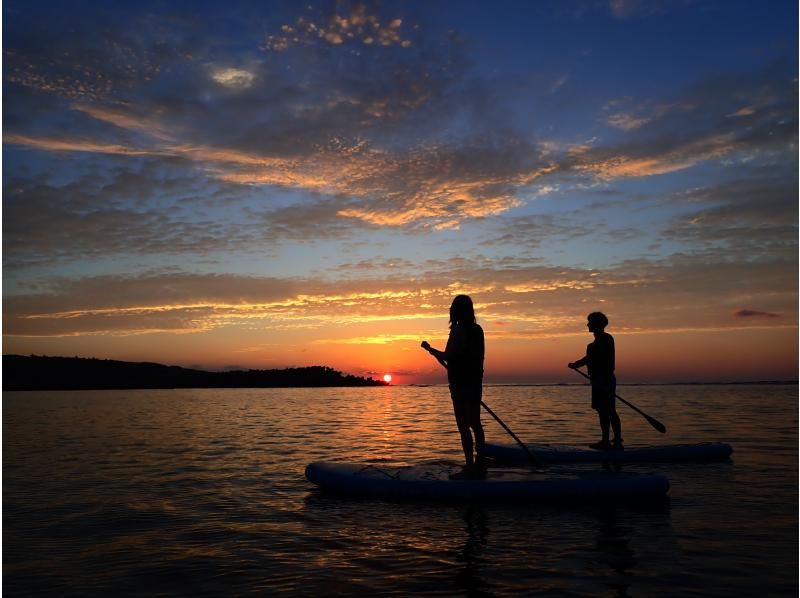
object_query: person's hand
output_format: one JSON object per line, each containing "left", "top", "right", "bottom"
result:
{"left": 421, "top": 341, "right": 431, "bottom": 351}
{"left": 568, "top": 362, "right": 577, "bottom": 369}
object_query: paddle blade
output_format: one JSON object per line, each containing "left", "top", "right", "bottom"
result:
{"left": 647, "top": 415, "right": 667, "bottom": 434}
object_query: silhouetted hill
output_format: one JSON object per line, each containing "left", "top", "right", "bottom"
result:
{"left": 2, "top": 355, "right": 388, "bottom": 391}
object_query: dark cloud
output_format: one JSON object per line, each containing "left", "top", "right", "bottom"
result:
{"left": 2, "top": 160, "right": 267, "bottom": 268}
{"left": 255, "top": 199, "right": 371, "bottom": 241}
{"left": 733, "top": 309, "right": 780, "bottom": 318}
{"left": 478, "top": 214, "right": 596, "bottom": 249}
{"left": 660, "top": 167, "right": 798, "bottom": 260}
{"left": 328, "top": 257, "right": 419, "bottom": 276}
{"left": 572, "top": 62, "right": 797, "bottom": 179}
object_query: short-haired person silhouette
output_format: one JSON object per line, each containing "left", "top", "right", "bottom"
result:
{"left": 422, "top": 295, "right": 486, "bottom": 478}
{"left": 568, "top": 312, "right": 623, "bottom": 450}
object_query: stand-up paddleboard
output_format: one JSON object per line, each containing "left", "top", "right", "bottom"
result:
{"left": 484, "top": 442, "right": 733, "bottom": 464}
{"left": 305, "top": 461, "right": 669, "bottom": 501}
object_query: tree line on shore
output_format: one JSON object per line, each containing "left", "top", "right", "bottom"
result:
{"left": 3, "top": 355, "right": 387, "bottom": 391}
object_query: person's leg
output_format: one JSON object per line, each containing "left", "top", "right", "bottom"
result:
{"left": 472, "top": 419, "right": 486, "bottom": 463}
{"left": 609, "top": 379, "right": 622, "bottom": 445}
{"left": 610, "top": 407, "right": 622, "bottom": 445}
{"left": 452, "top": 395, "right": 474, "bottom": 466}
{"left": 592, "top": 385, "right": 611, "bottom": 446}
{"left": 459, "top": 422, "right": 475, "bottom": 466}
{"left": 588, "top": 409, "right": 611, "bottom": 450}
{"left": 459, "top": 394, "right": 486, "bottom": 478}
{"left": 469, "top": 385, "right": 485, "bottom": 463}
{"left": 598, "top": 407, "right": 610, "bottom": 442}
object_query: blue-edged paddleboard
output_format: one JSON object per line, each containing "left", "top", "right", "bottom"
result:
{"left": 305, "top": 461, "right": 669, "bottom": 501}
{"left": 484, "top": 442, "right": 733, "bottom": 464}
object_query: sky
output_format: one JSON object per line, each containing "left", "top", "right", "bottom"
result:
{"left": 3, "top": 0, "right": 798, "bottom": 384}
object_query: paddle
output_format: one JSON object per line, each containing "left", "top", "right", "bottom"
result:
{"left": 568, "top": 366, "right": 667, "bottom": 434}
{"left": 421, "top": 341, "right": 543, "bottom": 467}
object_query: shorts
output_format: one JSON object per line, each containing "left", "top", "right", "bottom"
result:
{"left": 591, "top": 376, "right": 616, "bottom": 411}
{"left": 450, "top": 383, "right": 482, "bottom": 422}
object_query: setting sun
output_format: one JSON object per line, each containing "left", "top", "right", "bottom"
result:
{"left": 383, "top": 374, "right": 392, "bottom": 383}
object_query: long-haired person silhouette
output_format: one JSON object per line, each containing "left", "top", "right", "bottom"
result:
{"left": 422, "top": 294, "right": 486, "bottom": 478}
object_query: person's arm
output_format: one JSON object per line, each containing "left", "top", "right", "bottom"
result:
{"left": 568, "top": 356, "right": 587, "bottom": 369}
{"left": 569, "top": 341, "right": 591, "bottom": 370}
{"left": 421, "top": 341, "right": 448, "bottom": 368}
{"left": 422, "top": 327, "right": 464, "bottom": 368}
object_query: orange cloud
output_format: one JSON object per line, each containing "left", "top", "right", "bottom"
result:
{"left": 263, "top": 5, "right": 412, "bottom": 52}
{"left": 577, "top": 133, "right": 741, "bottom": 179}
{"left": 3, "top": 133, "right": 159, "bottom": 156}
{"left": 72, "top": 103, "right": 174, "bottom": 140}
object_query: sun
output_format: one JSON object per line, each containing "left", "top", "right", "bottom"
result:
{"left": 383, "top": 373, "right": 392, "bottom": 383}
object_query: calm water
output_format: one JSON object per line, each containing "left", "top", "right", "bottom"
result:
{"left": 3, "top": 384, "right": 798, "bottom": 596}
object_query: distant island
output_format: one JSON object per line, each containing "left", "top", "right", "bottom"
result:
{"left": 2, "top": 355, "right": 388, "bottom": 391}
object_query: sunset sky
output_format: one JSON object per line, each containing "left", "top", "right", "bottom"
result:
{"left": 3, "top": 0, "right": 798, "bottom": 384}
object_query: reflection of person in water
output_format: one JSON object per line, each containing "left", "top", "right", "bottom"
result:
{"left": 569, "top": 312, "right": 623, "bottom": 450}
{"left": 422, "top": 294, "right": 486, "bottom": 477}
{"left": 454, "top": 504, "right": 490, "bottom": 596}
{"left": 595, "top": 507, "right": 636, "bottom": 597}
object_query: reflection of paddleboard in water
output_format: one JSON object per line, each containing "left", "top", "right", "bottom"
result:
{"left": 305, "top": 461, "right": 669, "bottom": 501}
{"left": 484, "top": 442, "right": 733, "bottom": 464}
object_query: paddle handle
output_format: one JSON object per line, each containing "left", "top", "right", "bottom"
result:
{"left": 569, "top": 366, "right": 667, "bottom": 434}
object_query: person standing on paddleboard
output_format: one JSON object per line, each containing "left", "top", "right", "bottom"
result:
{"left": 568, "top": 312, "right": 623, "bottom": 451}
{"left": 421, "top": 294, "right": 486, "bottom": 477}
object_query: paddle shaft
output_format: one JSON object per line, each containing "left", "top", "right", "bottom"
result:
{"left": 477, "top": 400, "right": 540, "bottom": 463}
{"left": 422, "top": 342, "right": 542, "bottom": 466}
{"left": 569, "top": 366, "right": 667, "bottom": 434}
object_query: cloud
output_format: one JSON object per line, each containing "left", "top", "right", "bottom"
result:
{"left": 7, "top": 4, "right": 550, "bottom": 231}
{"left": 607, "top": 0, "right": 692, "bottom": 19}
{"left": 210, "top": 67, "right": 256, "bottom": 89}
{"left": 550, "top": 75, "right": 569, "bottom": 94}
{"left": 263, "top": 5, "right": 413, "bottom": 51}
{"left": 578, "top": 64, "right": 797, "bottom": 181}
{"left": 4, "top": 3, "right": 796, "bottom": 251}
{"left": 255, "top": 199, "right": 371, "bottom": 241}
{"left": 6, "top": 118, "right": 557, "bottom": 232}
{"left": 4, "top": 133, "right": 161, "bottom": 156}
{"left": 607, "top": 112, "right": 653, "bottom": 130}
{"left": 478, "top": 214, "right": 596, "bottom": 249}
{"left": 4, "top": 252, "right": 795, "bottom": 340}
{"left": 659, "top": 167, "right": 798, "bottom": 259}
{"left": 727, "top": 106, "right": 757, "bottom": 118}
{"left": 733, "top": 309, "right": 780, "bottom": 318}
{"left": 2, "top": 162, "right": 271, "bottom": 268}
{"left": 574, "top": 133, "right": 742, "bottom": 179}
{"left": 72, "top": 103, "right": 175, "bottom": 140}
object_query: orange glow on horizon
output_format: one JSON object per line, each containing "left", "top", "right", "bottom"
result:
{"left": 4, "top": 276, "right": 796, "bottom": 385}
{"left": 8, "top": 322, "right": 795, "bottom": 385}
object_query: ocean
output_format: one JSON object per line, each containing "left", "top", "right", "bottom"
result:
{"left": 3, "top": 384, "right": 797, "bottom": 596}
